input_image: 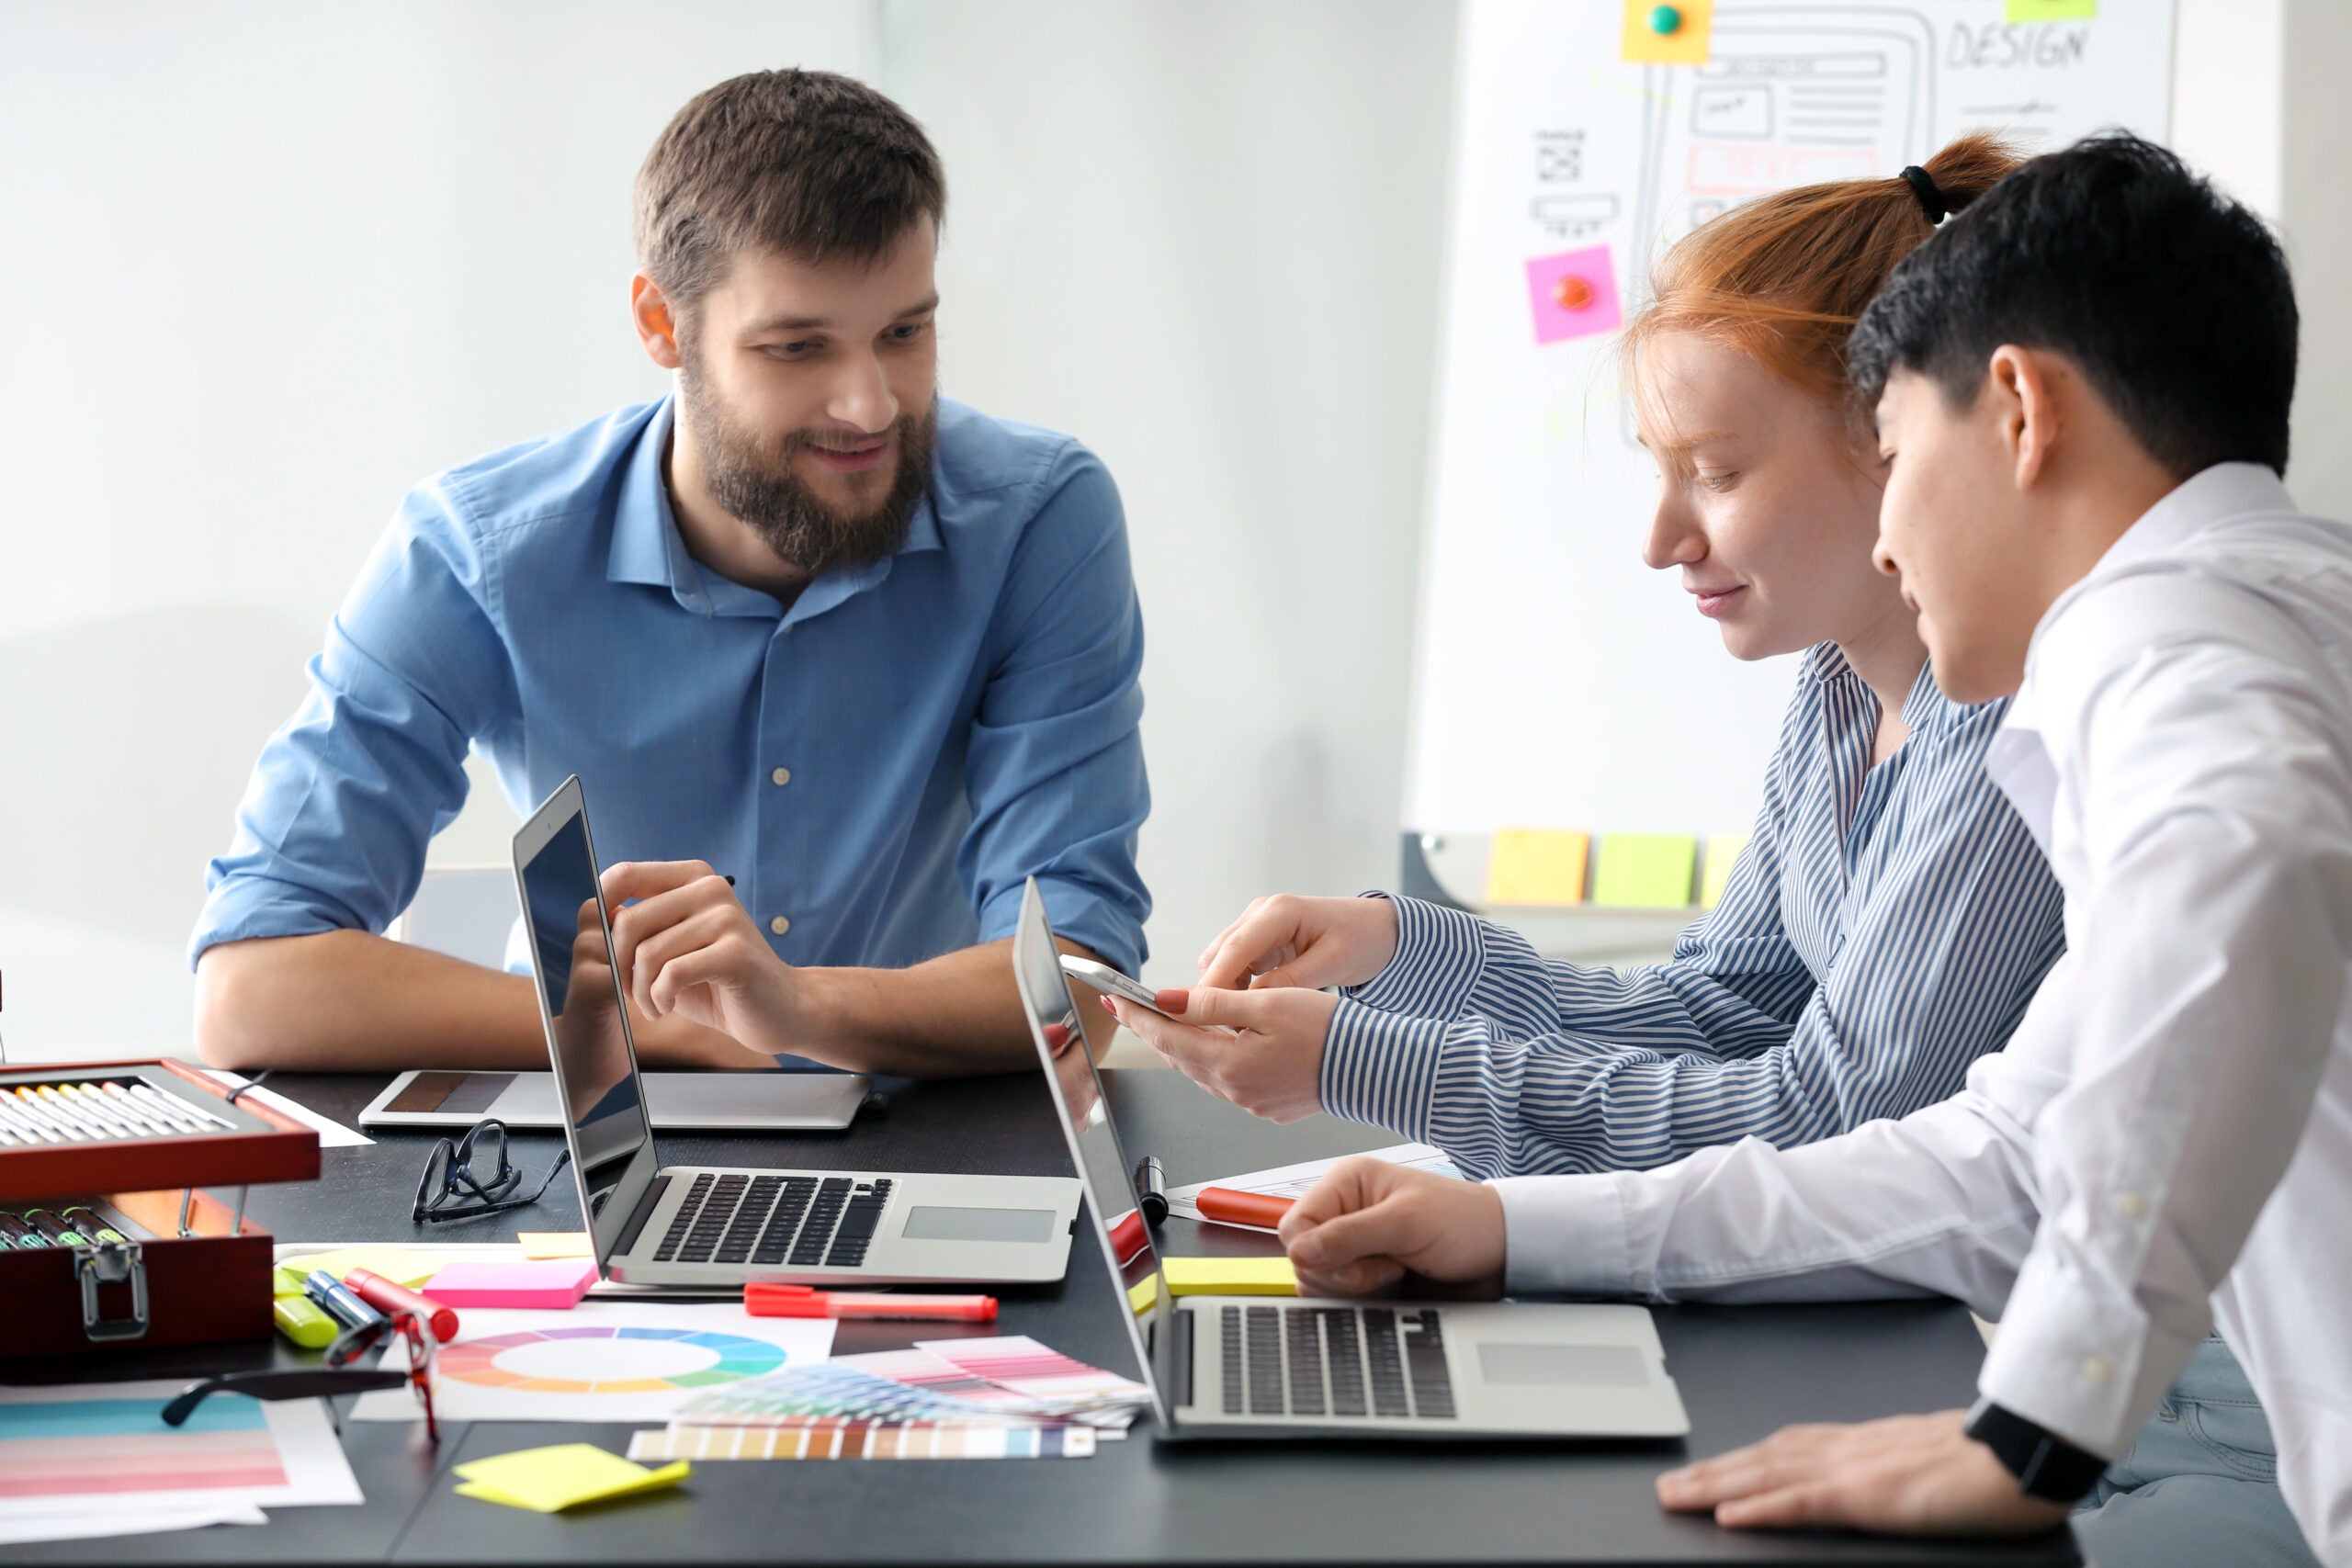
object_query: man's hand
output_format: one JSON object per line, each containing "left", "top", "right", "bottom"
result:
{"left": 1102, "top": 987, "right": 1336, "bottom": 1123}
{"left": 1195, "top": 894, "right": 1400, "bottom": 992}
{"left": 1656, "top": 1409, "right": 2074, "bottom": 1537}
{"left": 1275, "top": 1156, "right": 1506, "bottom": 1298}
{"left": 603, "top": 861, "right": 815, "bottom": 1059}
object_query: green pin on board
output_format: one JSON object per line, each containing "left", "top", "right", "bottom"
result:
{"left": 1649, "top": 4, "right": 1681, "bottom": 33}
{"left": 1621, "top": 0, "right": 1712, "bottom": 63}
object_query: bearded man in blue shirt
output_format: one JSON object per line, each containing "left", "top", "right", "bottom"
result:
{"left": 191, "top": 69, "right": 1149, "bottom": 1077}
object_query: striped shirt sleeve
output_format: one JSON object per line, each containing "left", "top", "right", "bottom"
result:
{"left": 1323, "top": 701, "right": 2065, "bottom": 1178}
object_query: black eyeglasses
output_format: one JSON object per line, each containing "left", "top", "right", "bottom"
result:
{"left": 164, "top": 1308, "right": 440, "bottom": 1442}
{"left": 412, "top": 1118, "right": 571, "bottom": 1224}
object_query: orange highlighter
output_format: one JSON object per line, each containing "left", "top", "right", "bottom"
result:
{"left": 1195, "top": 1187, "right": 1296, "bottom": 1229}
{"left": 745, "top": 1282, "right": 997, "bottom": 1322}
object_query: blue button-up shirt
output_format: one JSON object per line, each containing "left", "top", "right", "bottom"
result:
{"left": 193, "top": 395, "right": 1151, "bottom": 982}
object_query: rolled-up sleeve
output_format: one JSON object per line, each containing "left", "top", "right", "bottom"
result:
{"left": 965, "top": 445, "right": 1150, "bottom": 977}
{"left": 190, "top": 482, "right": 514, "bottom": 964}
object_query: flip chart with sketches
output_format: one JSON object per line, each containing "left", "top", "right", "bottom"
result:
{"left": 1405, "top": 1, "right": 2174, "bottom": 907}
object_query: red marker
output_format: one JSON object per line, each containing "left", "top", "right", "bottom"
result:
{"left": 1195, "top": 1187, "right": 1296, "bottom": 1229}
{"left": 745, "top": 1282, "right": 997, "bottom": 1322}
{"left": 344, "top": 1267, "right": 460, "bottom": 1343}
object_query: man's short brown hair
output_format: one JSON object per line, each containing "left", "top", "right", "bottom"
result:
{"left": 633, "top": 69, "right": 945, "bottom": 314}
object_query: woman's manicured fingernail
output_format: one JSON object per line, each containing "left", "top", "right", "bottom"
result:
{"left": 1156, "top": 987, "right": 1190, "bottom": 1013}
{"left": 1099, "top": 996, "right": 1116, "bottom": 1012}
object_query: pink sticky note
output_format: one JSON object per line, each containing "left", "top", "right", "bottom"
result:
{"left": 423, "top": 1258, "right": 599, "bottom": 1309}
{"left": 1525, "top": 244, "right": 1623, "bottom": 344}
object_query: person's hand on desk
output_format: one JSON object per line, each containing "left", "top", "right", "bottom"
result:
{"left": 1194, "top": 893, "right": 1400, "bottom": 991}
{"left": 603, "top": 860, "right": 830, "bottom": 1066}
{"left": 1273, "top": 1156, "right": 1505, "bottom": 1299}
{"left": 1656, "top": 1409, "right": 2071, "bottom": 1538}
{"left": 1100, "top": 987, "right": 1334, "bottom": 1123}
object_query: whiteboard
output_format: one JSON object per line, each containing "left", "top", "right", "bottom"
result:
{"left": 1405, "top": 0, "right": 2176, "bottom": 877}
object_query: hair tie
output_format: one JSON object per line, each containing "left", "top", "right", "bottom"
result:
{"left": 1899, "top": 164, "right": 1948, "bottom": 225}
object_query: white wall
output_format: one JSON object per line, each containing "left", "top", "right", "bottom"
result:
{"left": 876, "top": 1, "right": 1458, "bottom": 986}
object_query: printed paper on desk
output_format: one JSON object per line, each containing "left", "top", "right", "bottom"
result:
{"left": 0, "top": 1381, "right": 360, "bottom": 1522}
{"left": 352, "top": 1301, "right": 833, "bottom": 1424}
{"left": 1166, "top": 1142, "right": 1462, "bottom": 1229}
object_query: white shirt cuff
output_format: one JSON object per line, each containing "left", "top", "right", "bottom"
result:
{"left": 1976, "top": 1245, "right": 2203, "bottom": 1460}
{"left": 1493, "top": 1173, "right": 1640, "bottom": 1297}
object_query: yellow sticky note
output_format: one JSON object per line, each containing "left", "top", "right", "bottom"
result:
{"left": 1485, "top": 828, "right": 1590, "bottom": 907}
{"left": 1127, "top": 1274, "right": 1161, "bottom": 1317}
{"left": 1593, "top": 834, "right": 1698, "bottom": 908}
{"left": 277, "top": 1247, "right": 456, "bottom": 1289}
{"left": 1699, "top": 833, "right": 1751, "bottom": 909}
{"left": 1162, "top": 1256, "right": 1298, "bottom": 1298}
{"left": 518, "top": 1231, "right": 594, "bottom": 1260}
{"left": 454, "top": 1444, "right": 690, "bottom": 1513}
{"left": 2005, "top": 0, "right": 2093, "bottom": 19}
{"left": 1621, "top": 0, "right": 1713, "bottom": 64}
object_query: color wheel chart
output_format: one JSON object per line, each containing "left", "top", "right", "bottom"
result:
{"left": 440, "top": 1326, "right": 786, "bottom": 1394}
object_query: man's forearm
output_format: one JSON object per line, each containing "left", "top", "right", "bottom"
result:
{"left": 790, "top": 938, "right": 1115, "bottom": 1077}
{"left": 194, "top": 931, "right": 770, "bottom": 1072}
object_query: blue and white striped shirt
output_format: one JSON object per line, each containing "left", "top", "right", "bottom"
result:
{"left": 1324, "top": 645, "right": 2065, "bottom": 1179}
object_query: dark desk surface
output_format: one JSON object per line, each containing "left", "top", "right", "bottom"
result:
{"left": 2, "top": 1068, "right": 2078, "bottom": 1567}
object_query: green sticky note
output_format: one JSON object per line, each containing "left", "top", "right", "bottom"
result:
{"left": 454, "top": 1444, "right": 690, "bottom": 1513}
{"left": 1699, "top": 833, "right": 1751, "bottom": 909}
{"left": 1593, "top": 834, "right": 1698, "bottom": 908}
{"left": 2004, "top": 0, "right": 2094, "bottom": 19}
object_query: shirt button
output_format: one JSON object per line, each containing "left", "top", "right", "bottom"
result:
{"left": 2117, "top": 1192, "right": 2148, "bottom": 1220}
{"left": 2083, "top": 1355, "right": 2114, "bottom": 1385}
{"left": 771, "top": 766, "right": 793, "bottom": 786}
{"left": 769, "top": 916, "right": 791, "bottom": 936}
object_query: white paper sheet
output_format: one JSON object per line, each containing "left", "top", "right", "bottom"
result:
{"left": 0, "top": 1501, "right": 267, "bottom": 1546}
{"left": 353, "top": 1300, "right": 834, "bottom": 1424}
{"left": 1164, "top": 1142, "right": 1461, "bottom": 1230}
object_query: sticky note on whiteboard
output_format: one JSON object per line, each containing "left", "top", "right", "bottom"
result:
{"left": 2005, "top": 0, "right": 2094, "bottom": 19}
{"left": 1621, "top": 0, "right": 1713, "bottom": 64}
{"left": 1525, "top": 245, "right": 1623, "bottom": 344}
{"left": 1487, "top": 829, "right": 1589, "bottom": 906}
{"left": 1593, "top": 834, "right": 1698, "bottom": 908}
{"left": 1700, "top": 833, "right": 1751, "bottom": 908}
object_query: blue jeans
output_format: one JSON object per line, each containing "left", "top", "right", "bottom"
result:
{"left": 2073, "top": 1335, "right": 2314, "bottom": 1568}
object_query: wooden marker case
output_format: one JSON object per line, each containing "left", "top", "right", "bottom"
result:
{"left": 0, "top": 1059, "right": 319, "bottom": 1354}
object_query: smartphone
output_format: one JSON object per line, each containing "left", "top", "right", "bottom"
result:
{"left": 1058, "top": 954, "right": 1173, "bottom": 1017}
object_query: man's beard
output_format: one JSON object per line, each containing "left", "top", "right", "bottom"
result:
{"left": 677, "top": 346, "right": 936, "bottom": 577}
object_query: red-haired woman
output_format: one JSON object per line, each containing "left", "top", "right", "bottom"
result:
{"left": 1109, "top": 138, "right": 2065, "bottom": 1177}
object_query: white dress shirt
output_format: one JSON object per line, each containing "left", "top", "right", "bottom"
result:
{"left": 1494, "top": 464, "right": 2352, "bottom": 1565}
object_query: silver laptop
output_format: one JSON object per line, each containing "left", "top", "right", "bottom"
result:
{"left": 1012, "top": 878, "right": 1690, "bottom": 1439}
{"left": 515, "top": 775, "right": 1081, "bottom": 1287}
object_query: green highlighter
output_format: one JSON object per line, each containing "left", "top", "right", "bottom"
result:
{"left": 272, "top": 1264, "right": 339, "bottom": 1348}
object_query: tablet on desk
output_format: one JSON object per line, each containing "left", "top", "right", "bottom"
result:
{"left": 359, "top": 1069, "right": 870, "bottom": 1133}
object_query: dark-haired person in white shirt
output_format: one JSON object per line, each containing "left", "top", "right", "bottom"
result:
{"left": 1269, "top": 134, "right": 2347, "bottom": 1567}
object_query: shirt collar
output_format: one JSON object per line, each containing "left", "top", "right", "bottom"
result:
{"left": 605, "top": 393, "right": 948, "bottom": 622}
{"left": 1990, "top": 462, "right": 2297, "bottom": 850}
{"left": 1804, "top": 641, "right": 1962, "bottom": 738}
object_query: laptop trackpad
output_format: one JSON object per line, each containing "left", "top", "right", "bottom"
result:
{"left": 1477, "top": 1343, "right": 1651, "bottom": 1387}
{"left": 899, "top": 1206, "right": 1058, "bottom": 1244}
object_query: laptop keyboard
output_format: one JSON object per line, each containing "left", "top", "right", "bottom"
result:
{"left": 650, "top": 1173, "right": 893, "bottom": 1269}
{"left": 1219, "top": 1303, "right": 1456, "bottom": 1420}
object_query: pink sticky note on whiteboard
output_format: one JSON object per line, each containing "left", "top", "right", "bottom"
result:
{"left": 1525, "top": 244, "right": 1623, "bottom": 344}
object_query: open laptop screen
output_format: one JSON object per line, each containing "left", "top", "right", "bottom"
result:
{"left": 514, "top": 783, "right": 653, "bottom": 1253}
{"left": 1012, "top": 880, "right": 1169, "bottom": 1416}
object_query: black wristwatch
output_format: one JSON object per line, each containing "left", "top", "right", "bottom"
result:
{"left": 1964, "top": 1398, "right": 2109, "bottom": 1503}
